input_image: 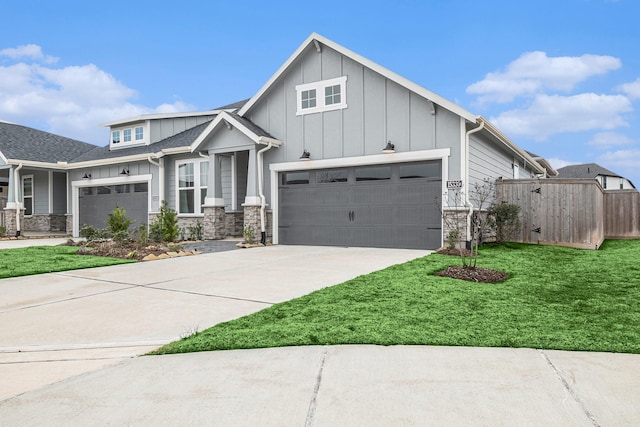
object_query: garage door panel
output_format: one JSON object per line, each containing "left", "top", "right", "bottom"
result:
{"left": 278, "top": 162, "right": 442, "bottom": 250}
{"left": 79, "top": 184, "right": 148, "bottom": 230}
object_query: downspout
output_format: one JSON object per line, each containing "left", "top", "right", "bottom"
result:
{"left": 14, "top": 163, "right": 23, "bottom": 237}
{"left": 148, "top": 155, "right": 164, "bottom": 206}
{"left": 464, "top": 119, "right": 485, "bottom": 241}
{"left": 257, "top": 142, "right": 274, "bottom": 245}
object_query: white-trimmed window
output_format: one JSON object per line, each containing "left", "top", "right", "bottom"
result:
{"left": 22, "top": 175, "right": 33, "bottom": 216}
{"left": 176, "top": 159, "right": 208, "bottom": 215}
{"left": 296, "top": 76, "right": 347, "bottom": 115}
{"left": 110, "top": 124, "right": 147, "bottom": 149}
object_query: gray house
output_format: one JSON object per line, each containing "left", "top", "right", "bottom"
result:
{"left": 1, "top": 33, "right": 552, "bottom": 249}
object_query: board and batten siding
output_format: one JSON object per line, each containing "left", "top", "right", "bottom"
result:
{"left": 150, "top": 116, "right": 215, "bottom": 144}
{"left": 468, "top": 135, "right": 516, "bottom": 194}
{"left": 245, "top": 43, "right": 462, "bottom": 179}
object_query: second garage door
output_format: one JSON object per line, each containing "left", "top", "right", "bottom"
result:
{"left": 278, "top": 161, "right": 442, "bottom": 250}
{"left": 79, "top": 183, "right": 149, "bottom": 230}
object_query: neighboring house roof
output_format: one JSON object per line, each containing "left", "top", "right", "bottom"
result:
{"left": 238, "top": 32, "right": 476, "bottom": 123}
{"left": 557, "top": 163, "right": 621, "bottom": 179}
{"left": 556, "top": 163, "right": 635, "bottom": 188}
{"left": 0, "top": 121, "right": 95, "bottom": 163}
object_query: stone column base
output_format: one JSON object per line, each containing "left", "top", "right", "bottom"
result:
{"left": 203, "top": 206, "right": 226, "bottom": 239}
{"left": 243, "top": 205, "right": 272, "bottom": 243}
{"left": 4, "top": 208, "right": 24, "bottom": 237}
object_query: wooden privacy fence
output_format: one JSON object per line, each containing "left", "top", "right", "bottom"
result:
{"left": 604, "top": 190, "right": 640, "bottom": 238}
{"left": 495, "top": 179, "right": 640, "bottom": 249}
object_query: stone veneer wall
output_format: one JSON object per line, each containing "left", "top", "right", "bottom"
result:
{"left": 225, "top": 211, "right": 244, "bottom": 237}
{"left": 442, "top": 208, "right": 469, "bottom": 249}
{"left": 66, "top": 214, "right": 73, "bottom": 236}
{"left": 3, "top": 208, "right": 24, "bottom": 236}
{"left": 23, "top": 214, "right": 67, "bottom": 232}
{"left": 202, "top": 207, "right": 225, "bottom": 240}
{"left": 243, "top": 206, "right": 273, "bottom": 242}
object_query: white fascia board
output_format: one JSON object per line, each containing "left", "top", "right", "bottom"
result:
{"left": 0, "top": 150, "right": 8, "bottom": 164}
{"left": 190, "top": 111, "right": 282, "bottom": 153}
{"left": 477, "top": 117, "right": 546, "bottom": 175}
{"left": 270, "top": 148, "right": 451, "bottom": 172}
{"left": 62, "top": 153, "right": 159, "bottom": 170}
{"left": 100, "top": 110, "right": 221, "bottom": 127}
{"left": 160, "top": 147, "right": 191, "bottom": 155}
{"left": 238, "top": 33, "right": 476, "bottom": 123}
{"left": 6, "top": 159, "right": 66, "bottom": 169}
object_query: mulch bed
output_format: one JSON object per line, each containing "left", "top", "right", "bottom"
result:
{"left": 435, "top": 266, "right": 509, "bottom": 283}
{"left": 435, "top": 248, "right": 509, "bottom": 283}
{"left": 64, "top": 239, "right": 185, "bottom": 261}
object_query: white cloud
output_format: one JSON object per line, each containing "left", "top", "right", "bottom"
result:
{"left": 618, "top": 78, "right": 640, "bottom": 99}
{"left": 597, "top": 149, "right": 640, "bottom": 169}
{"left": 491, "top": 93, "right": 633, "bottom": 140}
{"left": 0, "top": 44, "right": 58, "bottom": 64}
{"left": 547, "top": 158, "right": 575, "bottom": 170}
{"left": 0, "top": 47, "right": 195, "bottom": 144}
{"left": 467, "top": 51, "right": 621, "bottom": 103}
{"left": 587, "top": 132, "right": 634, "bottom": 149}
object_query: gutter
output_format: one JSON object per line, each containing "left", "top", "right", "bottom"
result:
{"left": 256, "top": 142, "right": 279, "bottom": 244}
{"left": 14, "top": 163, "right": 23, "bottom": 237}
{"left": 147, "top": 155, "right": 164, "bottom": 205}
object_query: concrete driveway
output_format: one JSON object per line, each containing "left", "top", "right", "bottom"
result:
{"left": 0, "top": 243, "right": 428, "bottom": 400}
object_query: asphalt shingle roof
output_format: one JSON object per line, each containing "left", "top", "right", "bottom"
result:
{"left": 71, "top": 120, "right": 213, "bottom": 162}
{"left": 0, "top": 121, "right": 96, "bottom": 162}
{"left": 556, "top": 163, "right": 620, "bottom": 179}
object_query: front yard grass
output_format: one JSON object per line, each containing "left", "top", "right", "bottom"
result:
{"left": 153, "top": 239, "right": 640, "bottom": 355}
{"left": 0, "top": 245, "right": 134, "bottom": 278}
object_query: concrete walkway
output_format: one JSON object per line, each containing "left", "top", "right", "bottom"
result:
{"left": 1, "top": 242, "right": 639, "bottom": 425}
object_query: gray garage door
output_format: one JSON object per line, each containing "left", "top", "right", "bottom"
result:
{"left": 79, "top": 183, "right": 148, "bottom": 230}
{"left": 278, "top": 161, "right": 442, "bottom": 249}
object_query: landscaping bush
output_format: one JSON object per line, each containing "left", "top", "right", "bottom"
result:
{"left": 487, "top": 202, "right": 521, "bottom": 243}
{"left": 149, "top": 200, "right": 179, "bottom": 243}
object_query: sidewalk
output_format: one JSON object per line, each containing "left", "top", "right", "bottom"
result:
{"left": 1, "top": 345, "right": 639, "bottom": 426}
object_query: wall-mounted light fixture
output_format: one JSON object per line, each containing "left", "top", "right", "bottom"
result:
{"left": 82, "top": 172, "right": 91, "bottom": 179}
{"left": 299, "top": 149, "right": 311, "bottom": 160}
{"left": 383, "top": 141, "right": 395, "bottom": 153}
{"left": 120, "top": 168, "right": 130, "bottom": 176}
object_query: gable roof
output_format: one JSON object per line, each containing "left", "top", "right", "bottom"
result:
{"left": 238, "top": 33, "right": 476, "bottom": 122}
{"left": 556, "top": 163, "right": 622, "bottom": 179}
{"left": 0, "top": 121, "right": 95, "bottom": 164}
{"left": 190, "top": 111, "right": 282, "bottom": 153}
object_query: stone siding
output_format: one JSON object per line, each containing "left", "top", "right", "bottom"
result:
{"left": 225, "top": 211, "right": 244, "bottom": 237}
{"left": 243, "top": 205, "right": 272, "bottom": 243}
{"left": 202, "top": 207, "right": 226, "bottom": 240}
{"left": 22, "top": 214, "right": 69, "bottom": 233}
{"left": 3, "top": 208, "right": 24, "bottom": 237}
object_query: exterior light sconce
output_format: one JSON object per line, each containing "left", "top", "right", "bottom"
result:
{"left": 120, "top": 168, "right": 130, "bottom": 176}
{"left": 82, "top": 172, "right": 91, "bottom": 179}
{"left": 299, "top": 149, "right": 311, "bottom": 160}
{"left": 383, "top": 141, "right": 395, "bottom": 153}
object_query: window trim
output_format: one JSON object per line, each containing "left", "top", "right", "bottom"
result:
{"left": 22, "top": 174, "right": 34, "bottom": 217}
{"left": 296, "top": 76, "right": 347, "bottom": 116}
{"left": 175, "top": 159, "right": 209, "bottom": 216}
{"left": 110, "top": 123, "right": 147, "bottom": 149}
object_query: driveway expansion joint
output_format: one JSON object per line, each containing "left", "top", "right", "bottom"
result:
{"left": 539, "top": 350, "right": 601, "bottom": 427}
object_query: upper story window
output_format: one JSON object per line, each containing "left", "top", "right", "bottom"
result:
{"left": 296, "top": 76, "right": 347, "bottom": 116}
{"left": 110, "top": 124, "right": 147, "bottom": 149}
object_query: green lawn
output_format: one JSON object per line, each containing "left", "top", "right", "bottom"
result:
{"left": 0, "top": 246, "right": 134, "bottom": 278}
{"left": 153, "top": 240, "right": 640, "bottom": 355}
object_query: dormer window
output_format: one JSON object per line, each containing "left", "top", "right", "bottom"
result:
{"left": 110, "top": 124, "right": 147, "bottom": 149}
{"left": 296, "top": 76, "right": 347, "bottom": 115}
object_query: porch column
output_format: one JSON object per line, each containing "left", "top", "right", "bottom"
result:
{"left": 4, "top": 166, "right": 23, "bottom": 237}
{"left": 202, "top": 152, "right": 225, "bottom": 240}
{"left": 242, "top": 147, "right": 262, "bottom": 242}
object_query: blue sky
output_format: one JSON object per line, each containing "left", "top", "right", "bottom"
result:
{"left": 1, "top": 0, "right": 639, "bottom": 185}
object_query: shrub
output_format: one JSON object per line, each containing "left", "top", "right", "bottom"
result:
{"left": 107, "top": 206, "right": 132, "bottom": 243}
{"left": 243, "top": 225, "right": 254, "bottom": 244}
{"left": 79, "top": 224, "right": 109, "bottom": 241}
{"left": 487, "top": 202, "right": 521, "bottom": 243}
{"left": 188, "top": 221, "right": 203, "bottom": 241}
{"left": 149, "top": 201, "right": 179, "bottom": 243}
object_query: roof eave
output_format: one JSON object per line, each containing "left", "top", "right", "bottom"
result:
{"left": 190, "top": 112, "right": 282, "bottom": 153}
{"left": 100, "top": 110, "right": 222, "bottom": 127}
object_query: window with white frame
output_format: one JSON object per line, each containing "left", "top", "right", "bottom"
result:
{"left": 22, "top": 175, "right": 33, "bottom": 216}
{"left": 110, "top": 124, "right": 146, "bottom": 148}
{"left": 177, "top": 159, "right": 208, "bottom": 214}
{"left": 296, "top": 76, "right": 347, "bottom": 115}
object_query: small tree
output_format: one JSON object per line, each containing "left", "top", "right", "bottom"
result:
{"left": 149, "top": 201, "right": 179, "bottom": 243}
{"left": 107, "top": 205, "right": 132, "bottom": 243}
